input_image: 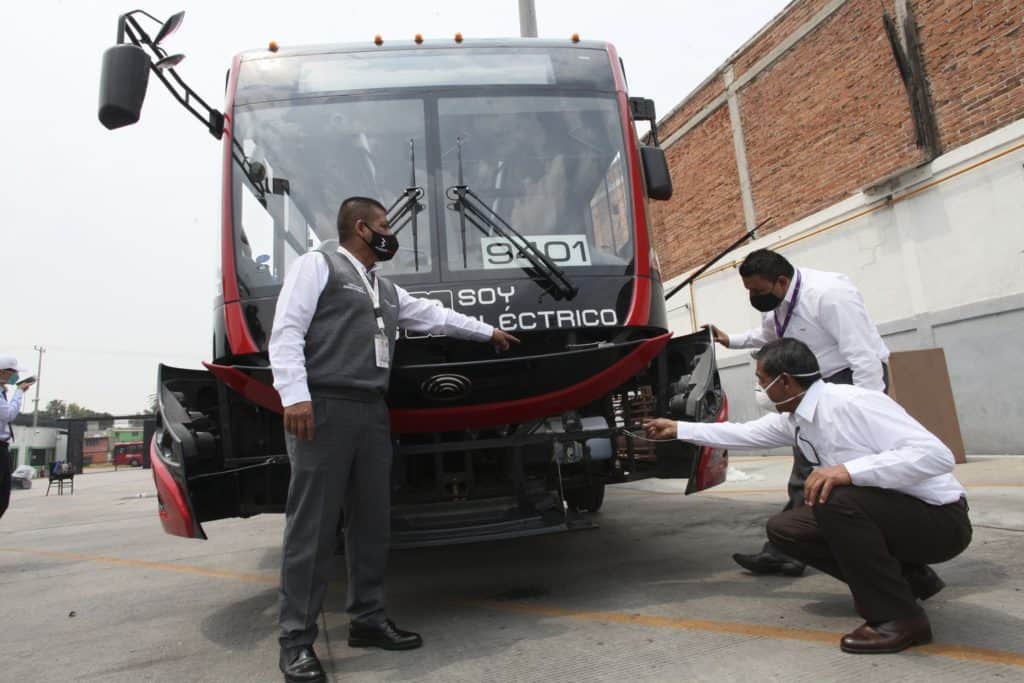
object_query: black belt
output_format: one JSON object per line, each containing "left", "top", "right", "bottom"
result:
{"left": 824, "top": 362, "right": 889, "bottom": 382}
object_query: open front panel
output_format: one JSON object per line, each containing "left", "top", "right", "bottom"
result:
{"left": 154, "top": 364, "right": 288, "bottom": 538}
{"left": 620, "top": 330, "right": 728, "bottom": 492}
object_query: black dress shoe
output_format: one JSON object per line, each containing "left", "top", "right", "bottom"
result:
{"left": 904, "top": 565, "right": 945, "bottom": 601}
{"left": 348, "top": 618, "right": 423, "bottom": 651}
{"left": 733, "top": 550, "right": 806, "bottom": 576}
{"left": 840, "top": 612, "right": 933, "bottom": 654}
{"left": 279, "top": 645, "right": 325, "bottom": 683}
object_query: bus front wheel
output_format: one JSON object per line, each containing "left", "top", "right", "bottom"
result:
{"left": 565, "top": 481, "right": 605, "bottom": 513}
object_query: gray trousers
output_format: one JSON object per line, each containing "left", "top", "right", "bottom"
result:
{"left": 278, "top": 396, "right": 392, "bottom": 648}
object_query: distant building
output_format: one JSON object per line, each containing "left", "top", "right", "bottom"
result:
{"left": 110, "top": 418, "right": 145, "bottom": 445}
{"left": 82, "top": 432, "right": 111, "bottom": 466}
{"left": 9, "top": 415, "right": 66, "bottom": 469}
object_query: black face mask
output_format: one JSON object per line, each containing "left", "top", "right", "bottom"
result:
{"left": 749, "top": 291, "right": 783, "bottom": 312}
{"left": 361, "top": 223, "right": 399, "bottom": 262}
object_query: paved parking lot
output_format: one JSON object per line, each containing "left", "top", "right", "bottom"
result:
{"left": 2, "top": 455, "right": 1022, "bottom": 682}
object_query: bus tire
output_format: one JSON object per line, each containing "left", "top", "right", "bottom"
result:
{"left": 565, "top": 481, "right": 605, "bottom": 513}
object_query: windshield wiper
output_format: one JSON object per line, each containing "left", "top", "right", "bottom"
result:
{"left": 446, "top": 137, "right": 578, "bottom": 300}
{"left": 386, "top": 139, "right": 426, "bottom": 271}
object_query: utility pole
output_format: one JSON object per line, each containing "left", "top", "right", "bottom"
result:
{"left": 518, "top": 0, "right": 538, "bottom": 38}
{"left": 30, "top": 345, "right": 45, "bottom": 446}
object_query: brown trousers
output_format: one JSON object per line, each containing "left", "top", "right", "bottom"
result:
{"left": 766, "top": 485, "right": 971, "bottom": 623}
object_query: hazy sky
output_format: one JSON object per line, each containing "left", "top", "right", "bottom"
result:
{"left": 3, "top": 0, "right": 789, "bottom": 414}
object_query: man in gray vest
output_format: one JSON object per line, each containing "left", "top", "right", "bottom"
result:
{"left": 270, "top": 196, "right": 519, "bottom": 683}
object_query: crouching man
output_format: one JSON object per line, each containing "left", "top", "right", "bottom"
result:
{"left": 644, "top": 338, "right": 971, "bottom": 654}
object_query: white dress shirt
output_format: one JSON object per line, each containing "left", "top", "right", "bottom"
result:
{"left": 676, "top": 381, "right": 965, "bottom": 506}
{"left": 1, "top": 387, "right": 25, "bottom": 442}
{"left": 728, "top": 268, "right": 890, "bottom": 391}
{"left": 269, "top": 246, "right": 495, "bottom": 407}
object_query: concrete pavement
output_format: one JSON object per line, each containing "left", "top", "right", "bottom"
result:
{"left": 1, "top": 455, "right": 1022, "bottom": 681}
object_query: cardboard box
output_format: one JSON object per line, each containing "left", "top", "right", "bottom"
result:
{"left": 887, "top": 349, "right": 966, "bottom": 464}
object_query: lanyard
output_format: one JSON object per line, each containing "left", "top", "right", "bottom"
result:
{"left": 338, "top": 248, "right": 386, "bottom": 335}
{"left": 774, "top": 270, "right": 802, "bottom": 338}
{"left": 794, "top": 425, "right": 820, "bottom": 465}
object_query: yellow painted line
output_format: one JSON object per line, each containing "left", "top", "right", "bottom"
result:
{"left": 469, "top": 600, "right": 1024, "bottom": 668}
{"left": 469, "top": 599, "right": 834, "bottom": 643}
{"left": 4, "top": 546, "right": 1022, "bottom": 667}
{"left": 0, "top": 547, "right": 277, "bottom": 586}
{"left": 607, "top": 486, "right": 781, "bottom": 497}
{"left": 609, "top": 483, "right": 1024, "bottom": 498}
{"left": 915, "top": 643, "right": 1024, "bottom": 667}
{"left": 963, "top": 484, "right": 1024, "bottom": 489}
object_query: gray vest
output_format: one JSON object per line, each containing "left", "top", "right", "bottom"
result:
{"left": 304, "top": 242, "right": 400, "bottom": 400}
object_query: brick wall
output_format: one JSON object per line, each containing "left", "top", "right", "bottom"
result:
{"left": 742, "top": 0, "right": 923, "bottom": 229}
{"left": 732, "top": 0, "right": 831, "bottom": 75}
{"left": 914, "top": 0, "right": 1024, "bottom": 151}
{"left": 653, "top": 0, "right": 1024, "bottom": 278}
{"left": 653, "top": 107, "right": 745, "bottom": 278}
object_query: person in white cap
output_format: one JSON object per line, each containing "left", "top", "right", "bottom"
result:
{"left": 1, "top": 354, "right": 36, "bottom": 519}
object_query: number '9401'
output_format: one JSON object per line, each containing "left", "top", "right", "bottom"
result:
{"left": 481, "top": 235, "right": 591, "bottom": 269}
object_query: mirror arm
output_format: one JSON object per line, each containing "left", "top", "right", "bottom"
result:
{"left": 118, "top": 11, "right": 163, "bottom": 45}
{"left": 121, "top": 17, "right": 224, "bottom": 140}
{"left": 121, "top": 14, "right": 264, "bottom": 200}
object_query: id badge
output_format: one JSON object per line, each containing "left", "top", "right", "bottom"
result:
{"left": 374, "top": 334, "right": 390, "bottom": 369}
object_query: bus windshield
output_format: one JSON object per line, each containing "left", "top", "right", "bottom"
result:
{"left": 232, "top": 96, "right": 431, "bottom": 294}
{"left": 231, "top": 51, "right": 632, "bottom": 295}
{"left": 439, "top": 95, "right": 631, "bottom": 273}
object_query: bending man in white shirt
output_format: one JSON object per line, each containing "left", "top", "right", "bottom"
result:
{"left": 644, "top": 338, "right": 971, "bottom": 655}
{"left": 706, "top": 248, "right": 890, "bottom": 577}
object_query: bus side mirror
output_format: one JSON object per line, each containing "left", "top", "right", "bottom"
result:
{"left": 98, "top": 44, "right": 151, "bottom": 129}
{"left": 640, "top": 146, "right": 673, "bottom": 201}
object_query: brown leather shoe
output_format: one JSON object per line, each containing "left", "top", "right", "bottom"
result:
{"left": 840, "top": 612, "right": 933, "bottom": 654}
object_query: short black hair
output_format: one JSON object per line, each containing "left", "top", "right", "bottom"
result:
{"left": 739, "top": 249, "right": 794, "bottom": 281}
{"left": 337, "top": 196, "right": 386, "bottom": 241}
{"left": 753, "top": 338, "right": 820, "bottom": 388}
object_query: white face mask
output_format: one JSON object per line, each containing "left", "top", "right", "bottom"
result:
{"left": 753, "top": 372, "right": 819, "bottom": 412}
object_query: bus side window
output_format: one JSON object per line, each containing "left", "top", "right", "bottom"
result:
{"left": 588, "top": 151, "right": 630, "bottom": 264}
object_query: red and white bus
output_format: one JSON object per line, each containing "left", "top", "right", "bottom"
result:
{"left": 99, "top": 11, "right": 730, "bottom": 545}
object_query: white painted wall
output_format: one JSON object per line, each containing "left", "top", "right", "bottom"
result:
{"left": 9, "top": 424, "right": 60, "bottom": 467}
{"left": 663, "top": 119, "right": 1024, "bottom": 452}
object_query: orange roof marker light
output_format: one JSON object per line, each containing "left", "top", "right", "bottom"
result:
{"left": 268, "top": 40, "right": 279, "bottom": 52}
{"left": 414, "top": 33, "right": 424, "bottom": 44}
{"left": 374, "top": 34, "right": 383, "bottom": 46}
{"left": 571, "top": 33, "right": 580, "bottom": 43}
{"left": 454, "top": 32, "right": 464, "bottom": 44}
